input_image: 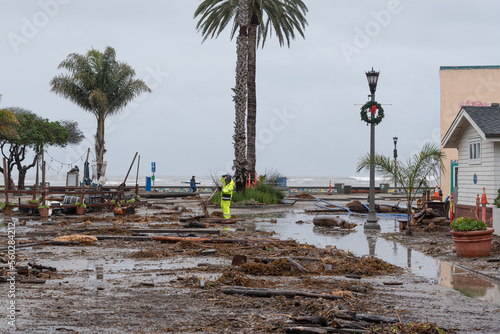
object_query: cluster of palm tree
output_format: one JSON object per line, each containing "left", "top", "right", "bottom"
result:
{"left": 48, "top": 2, "right": 307, "bottom": 188}
{"left": 195, "top": 0, "right": 308, "bottom": 190}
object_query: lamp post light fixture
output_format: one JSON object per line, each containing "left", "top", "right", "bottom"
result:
{"left": 393, "top": 136, "right": 398, "bottom": 192}
{"left": 365, "top": 68, "right": 381, "bottom": 230}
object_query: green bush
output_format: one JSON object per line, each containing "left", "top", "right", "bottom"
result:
{"left": 450, "top": 217, "right": 487, "bottom": 231}
{"left": 210, "top": 183, "right": 284, "bottom": 205}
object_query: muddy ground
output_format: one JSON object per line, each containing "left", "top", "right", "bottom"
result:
{"left": 1, "top": 195, "right": 500, "bottom": 333}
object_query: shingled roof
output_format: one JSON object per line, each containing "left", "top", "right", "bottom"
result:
{"left": 464, "top": 106, "right": 500, "bottom": 137}
{"left": 442, "top": 105, "right": 500, "bottom": 148}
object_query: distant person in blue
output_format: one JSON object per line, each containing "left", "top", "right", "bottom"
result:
{"left": 190, "top": 176, "right": 197, "bottom": 192}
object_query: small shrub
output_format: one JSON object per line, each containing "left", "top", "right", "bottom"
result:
{"left": 450, "top": 217, "right": 487, "bottom": 231}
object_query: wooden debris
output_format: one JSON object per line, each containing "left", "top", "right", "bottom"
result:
{"left": 249, "top": 256, "right": 309, "bottom": 273}
{"left": 383, "top": 281, "right": 403, "bottom": 286}
{"left": 286, "top": 327, "right": 367, "bottom": 334}
{"left": 334, "top": 310, "right": 400, "bottom": 323}
{"left": 69, "top": 228, "right": 221, "bottom": 235}
{"left": 313, "top": 216, "right": 356, "bottom": 229}
{"left": 286, "top": 257, "right": 309, "bottom": 273}
{"left": 113, "top": 206, "right": 135, "bottom": 216}
{"left": 179, "top": 215, "right": 206, "bottom": 222}
{"left": 221, "top": 286, "right": 343, "bottom": 300}
{"left": 201, "top": 218, "right": 240, "bottom": 224}
{"left": 285, "top": 327, "right": 328, "bottom": 334}
{"left": 96, "top": 235, "right": 151, "bottom": 241}
{"left": 184, "top": 221, "right": 209, "bottom": 228}
{"left": 153, "top": 210, "right": 178, "bottom": 215}
{"left": 292, "top": 316, "right": 328, "bottom": 326}
{"left": 28, "top": 262, "right": 57, "bottom": 272}
{"left": 54, "top": 235, "right": 98, "bottom": 244}
{"left": 20, "top": 279, "right": 46, "bottom": 284}
{"left": 231, "top": 255, "right": 247, "bottom": 266}
{"left": 200, "top": 249, "right": 216, "bottom": 256}
{"left": 152, "top": 236, "right": 247, "bottom": 244}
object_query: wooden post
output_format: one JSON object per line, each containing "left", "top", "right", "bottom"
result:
{"left": 135, "top": 155, "right": 140, "bottom": 195}
{"left": 3, "top": 158, "right": 9, "bottom": 204}
{"left": 122, "top": 152, "right": 138, "bottom": 186}
{"left": 475, "top": 194, "right": 480, "bottom": 220}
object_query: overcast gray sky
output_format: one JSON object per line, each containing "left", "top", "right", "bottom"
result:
{"left": 2, "top": 0, "right": 500, "bottom": 182}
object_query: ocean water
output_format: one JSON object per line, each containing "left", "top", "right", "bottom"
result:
{"left": 25, "top": 174, "right": 383, "bottom": 188}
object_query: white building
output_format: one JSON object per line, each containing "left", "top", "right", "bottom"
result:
{"left": 442, "top": 104, "right": 500, "bottom": 235}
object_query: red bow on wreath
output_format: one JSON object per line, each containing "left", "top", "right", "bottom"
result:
{"left": 369, "top": 105, "right": 378, "bottom": 115}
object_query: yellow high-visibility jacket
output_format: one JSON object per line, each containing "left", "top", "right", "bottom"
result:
{"left": 220, "top": 177, "right": 235, "bottom": 201}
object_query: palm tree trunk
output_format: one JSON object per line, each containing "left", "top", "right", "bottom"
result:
{"left": 232, "top": 0, "right": 249, "bottom": 191}
{"left": 247, "top": 22, "right": 257, "bottom": 185}
{"left": 95, "top": 115, "right": 105, "bottom": 179}
{"left": 406, "top": 194, "right": 413, "bottom": 235}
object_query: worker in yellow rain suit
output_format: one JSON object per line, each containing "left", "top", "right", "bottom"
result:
{"left": 218, "top": 174, "right": 235, "bottom": 219}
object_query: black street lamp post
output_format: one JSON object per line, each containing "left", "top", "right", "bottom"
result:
{"left": 365, "top": 68, "right": 380, "bottom": 230}
{"left": 393, "top": 136, "right": 398, "bottom": 192}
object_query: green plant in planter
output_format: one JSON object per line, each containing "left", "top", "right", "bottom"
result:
{"left": 127, "top": 198, "right": 135, "bottom": 204}
{"left": 1, "top": 202, "right": 15, "bottom": 209}
{"left": 29, "top": 199, "right": 39, "bottom": 205}
{"left": 450, "top": 217, "right": 487, "bottom": 231}
{"left": 75, "top": 202, "right": 87, "bottom": 208}
{"left": 38, "top": 205, "right": 50, "bottom": 209}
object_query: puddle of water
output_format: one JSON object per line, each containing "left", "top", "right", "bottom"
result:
{"left": 251, "top": 211, "right": 500, "bottom": 306}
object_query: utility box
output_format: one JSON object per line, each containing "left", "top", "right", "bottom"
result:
{"left": 145, "top": 177, "right": 152, "bottom": 191}
{"left": 344, "top": 185, "right": 352, "bottom": 194}
{"left": 380, "top": 183, "right": 389, "bottom": 193}
{"left": 334, "top": 183, "right": 344, "bottom": 194}
{"left": 66, "top": 172, "right": 79, "bottom": 187}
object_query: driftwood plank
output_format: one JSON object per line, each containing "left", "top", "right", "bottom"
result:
{"left": 221, "top": 286, "right": 342, "bottom": 300}
{"left": 179, "top": 215, "right": 206, "bottom": 222}
{"left": 334, "top": 311, "right": 399, "bottom": 324}
{"left": 286, "top": 327, "right": 368, "bottom": 334}
{"left": 20, "top": 279, "right": 46, "bottom": 284}
{"left": 201, "top": 218, "right": 240, "bottom": 224}
{"left": 292, "top": 316, "right": 328, "bottom": 326}
{"left": 96, "top": 235, "right": 151, "bottom": 241}
{"left": 286, "top": 257, "right": 309, "bottom": 273}
{"left": 285, "top": 327, "right": 328, "bottom": 334}
{"left": 152, "top": 236, "right": 247, "bottom": 244}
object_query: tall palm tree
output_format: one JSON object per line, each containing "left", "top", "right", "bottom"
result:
{"left": 232, "top": 0, "right": 249, "bottom": 191}
{"left": 50, "top": 46, "right": 151, "bottom": 178}
{"left": 195, "top": 0, "right": 308, "bottom": 184}
{"left": 357, "top": 143, "right": 445, "bottom": 235}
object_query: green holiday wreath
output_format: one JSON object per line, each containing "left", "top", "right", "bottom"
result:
{"left": 360, "top": 101, "right": 384, "bottom": 125}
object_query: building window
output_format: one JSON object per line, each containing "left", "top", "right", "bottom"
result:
{"left": 469, "top": 139, "right": 481, "bottom": 163}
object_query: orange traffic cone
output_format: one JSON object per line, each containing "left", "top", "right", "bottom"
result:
{"left": 433, "top": 185, "right": 439, "bottom": 197}
{"left": 481, "top": 187, "right": 488, "bottom": 204}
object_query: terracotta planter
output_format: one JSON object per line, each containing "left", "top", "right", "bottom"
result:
{"left": 3, "top": 207, "right": 12, "bottom": 215}
{"left": 76, "top": 206, "right": 85, "bottom": 215}
{"left": 39, "top": 208, "right": 49, "bottom": 218}
{"left": 451, "top": 227, "right": 495, "bottom": 257}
